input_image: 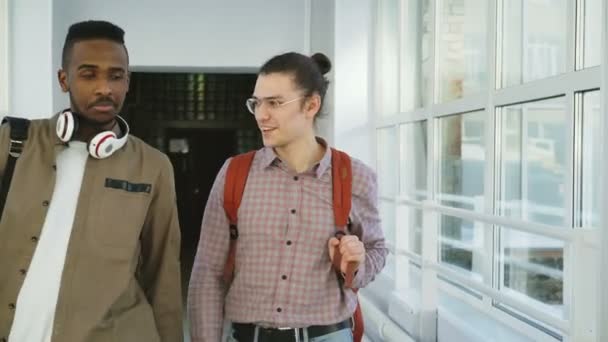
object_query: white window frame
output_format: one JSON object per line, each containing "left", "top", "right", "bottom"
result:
{"left": 0, "top": 0, "right": 9, "bottom": 116}
{"left": 373, "top": 0, "right": 605, "bottom": 341}
{"left": 598, "top": 0, "right": 608, "bottom": 340}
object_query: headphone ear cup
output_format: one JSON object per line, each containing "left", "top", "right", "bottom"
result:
{"left": 88, "top": 132, "right": 117, "bottom": 159}
{"left": 56, "top": 111, "right": 76, "bottom": 142}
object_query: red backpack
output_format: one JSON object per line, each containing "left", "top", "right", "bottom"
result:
{"left": 222, "top": 148, "right": 364, "bottom": 342}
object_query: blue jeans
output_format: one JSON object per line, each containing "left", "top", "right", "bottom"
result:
{"left": 228, "top": 327, "right": 353, "bottom": 342}
{"left": 310, "top": 328, "right": 353, "bottom": 342}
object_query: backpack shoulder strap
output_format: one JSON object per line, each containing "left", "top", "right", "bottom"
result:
{"left": 329, "top": 148, "right": 364, "bottom": 342}
{"left": 330, "top": 148, "right": 352, "bottom": 229}
{"left": 222, "top": 150, "right": 256, "bottom": 284}
{"left": 0, "top": 117, "right": 31, "bottom": 221}
{"left": 3, "top": 117, "right": 30, "bottom": 153}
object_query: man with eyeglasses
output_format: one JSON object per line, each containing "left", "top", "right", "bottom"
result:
{"left": 188, "top": 52, "right": 387, "bottom": 342}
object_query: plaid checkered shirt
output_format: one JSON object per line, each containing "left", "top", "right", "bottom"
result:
{"left": 188, "top": 140, "right": 388, "bottom": 342}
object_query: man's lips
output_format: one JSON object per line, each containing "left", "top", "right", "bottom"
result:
{"left": 92, "top": 105, "right": 114, "bottom": 112}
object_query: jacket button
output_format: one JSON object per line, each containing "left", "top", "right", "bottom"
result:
{"left": 31, "top": 236, "right": 38, "bottom": 242}
{"left": 19, "top": 269, "right": 26, "bottom": 275}
{"left": 8, "top": 303, "right": 15, "bottom": 310}
{"left": 42, "top": 200, "right": 50, "bottom": 207}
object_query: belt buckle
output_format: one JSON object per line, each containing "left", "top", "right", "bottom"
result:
{"left": 275, "top": 326, "right": 301, "bottom": 341}
{"left": 277, "top": 326, "right": 293, "bottom": 331}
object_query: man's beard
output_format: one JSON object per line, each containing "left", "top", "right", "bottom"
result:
{"left": 69, "top": 92, "right": 117, "bottom": 127}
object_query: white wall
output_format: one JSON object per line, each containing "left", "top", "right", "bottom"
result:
{"left": 310, "top": 0, "right": 335, "bottom": 145}
{"left": 599, "top": 1, "right": 608, "bottom": 340}
{"left": 53, "top": 0, "right": 70, "bottom": 112}
{"left": 8, "top": 0, "right": 311, "bottom": 118}
{"left": 55, "top": 0, "right": 308, "bottom": 70}
{"left": 0, "top": 0, "right": 9, "bottom": 116}
{"left": 9, "top": 0, "right": 55, "bottom": 119}
{"left": 332, "top": 0, "right": 375, "bottom": 167}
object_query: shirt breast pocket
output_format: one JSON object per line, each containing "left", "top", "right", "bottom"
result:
{"left": 91, "top": 188, "right": 152, "bottom": 249}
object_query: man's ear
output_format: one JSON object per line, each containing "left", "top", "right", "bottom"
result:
{"left": 305, "top": 94, "right": 321, "bottom": 120}
{"left": 58, "top": 69, "right": 69, "bottom": 93}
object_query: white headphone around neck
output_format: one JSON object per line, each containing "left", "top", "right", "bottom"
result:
{"left": 56, "top": 110, "right": 130, "bottom": 159}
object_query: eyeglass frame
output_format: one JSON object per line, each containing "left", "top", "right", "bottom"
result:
{"left": 245, "top": 96, "right": 305, "bottom": 115}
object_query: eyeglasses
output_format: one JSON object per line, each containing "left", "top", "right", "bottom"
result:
{"left": 245, "top": 96, "right": 303, "bottom": 115}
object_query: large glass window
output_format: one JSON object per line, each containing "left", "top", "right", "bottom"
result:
{"left": 498, "top": 97, "right": 567, "bottom": 226}
{"left": 375, "top": 0, "right": 602, "bottom": 337}
{"left": 438, "top": 111, "right": 485, "bottom": 211}
{"left": 501, "top": 0, "right": 567, "bottom": 87}
{"left": 437, "top": 0, "right": 488, "bottom": 102}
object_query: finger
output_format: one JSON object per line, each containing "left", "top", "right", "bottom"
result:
{"left": 328, "top": 237, "right": 340, "bottom": 247}
{"left": 342, "top": 259, "right": 360, "bottom": 274}
{"left": 340, "top": 240, "right": 363, "bottom": 254}
{"left": 344, "top": 253, "right": 364, "bottom": 262}
{"left": 340, "top": 235, "right": 360, "bottom": 244}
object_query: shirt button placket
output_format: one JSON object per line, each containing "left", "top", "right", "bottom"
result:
{"left": 277, "top": 174, "right": 301, "bottom": 319}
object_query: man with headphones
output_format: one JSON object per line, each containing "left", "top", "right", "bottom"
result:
{"left": 0, "top": 21, "right": 183, "bottom": 341}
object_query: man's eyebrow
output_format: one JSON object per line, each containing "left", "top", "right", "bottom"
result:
{"left": 77, "top": 64, "right": 98, "bottom": 70}
{"left": 251, "top": 95, "right": 282, "bottom": 100}
{"left": 108, "top": 67, "right": 126, "bottom": 73}
{"left": 77, "top": 65, "right": 126, "bottom": 73}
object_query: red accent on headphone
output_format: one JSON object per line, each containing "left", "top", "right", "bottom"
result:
{"left": 61, "top": 113, "right": 69, "bottom": 140}
{"left": 94, "top": 133, "right": 115, "bottom": 157}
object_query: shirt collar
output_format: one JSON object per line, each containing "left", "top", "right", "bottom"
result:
{"left": 259, "top": 137, "right": 332, "bottom": 178}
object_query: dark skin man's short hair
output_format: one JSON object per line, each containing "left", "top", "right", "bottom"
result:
{"left": 61, "top": 20, "right": 128, "bottom": 69}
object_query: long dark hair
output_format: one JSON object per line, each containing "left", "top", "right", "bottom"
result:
{"left": 259, "top": 52, "right": 332, "bottom": 118}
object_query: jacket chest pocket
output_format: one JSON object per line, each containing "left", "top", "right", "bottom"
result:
{"left": 90, "top": 189, "right": 152, "bottom": 249}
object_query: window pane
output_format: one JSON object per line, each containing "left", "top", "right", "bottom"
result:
{"left": 397, "top": 204, "right": 423, "bottom": 255}
{"left": 437, "top": 0, "right": 488, "bottom": 102}
{"left": 440, "top": 215, "right": 485, "bottom": 280}
{"left": 400, "top": 121, "right": 428, "bottom": 200}
{"left": 378, "top": 0, "right": 400, "bottom": 117}
{"left": 377, "top": 127, "right": 399, "bottom": 197}
{"left": 402, "top": 0, "right": 432, "bottom": 110}
{"left": 380, "top": 200, "right": 396, "bottom": 242}
{"left": 438, "top": 111, "right": 485, "bottom": 211}
{"left": 581, "top": 91, "right": 600, "bottom": 227}
{"left": 583, "top": 0, "right": 601, "bottom": 68}
{"left": 380, "top": 200, "right": 396, "bottom": 278}
{"left": 500, "top": 227, "right": 564, "bottom": 318}
{"left": 501, "top": 0, "right": 567, "bottom": 87}
{"left": 498, "top": 98, "right": 567, "bottom": 226}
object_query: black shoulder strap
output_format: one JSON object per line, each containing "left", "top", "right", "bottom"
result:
{"left": 0, "top": 117, "right": 31, "bottom": 220}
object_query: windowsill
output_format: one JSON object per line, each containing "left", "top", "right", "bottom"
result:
{"left": 437, "top": 290, "right": 557, "bottom": 342}
{"left": 387, "top": 289, "right": 421, "bottom": 336}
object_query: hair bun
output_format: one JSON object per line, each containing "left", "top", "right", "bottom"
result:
{"left": 311, "top": 53, "right": 332, "bottom": 75}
